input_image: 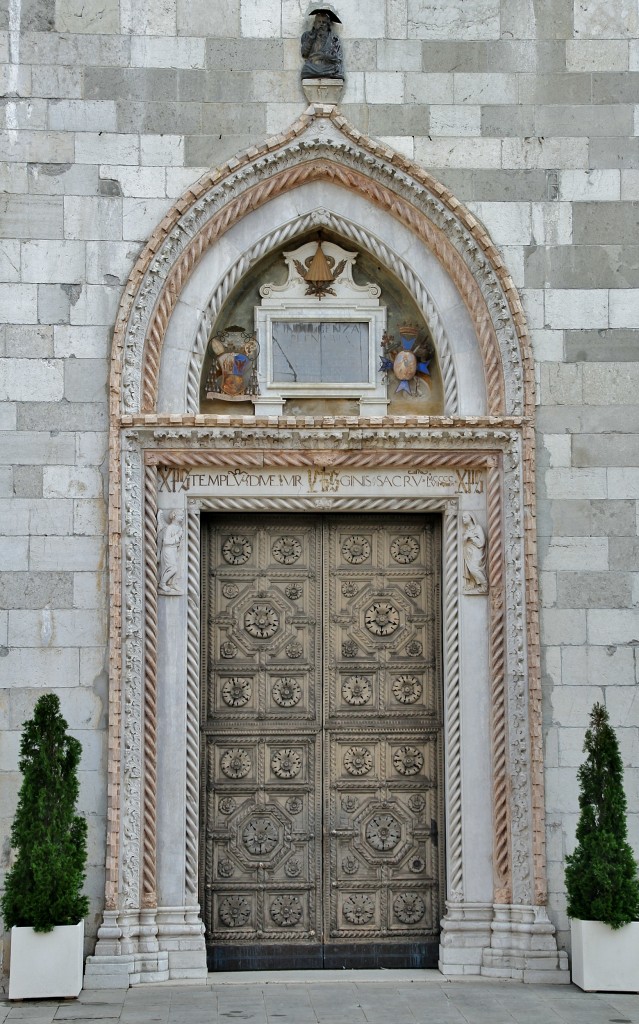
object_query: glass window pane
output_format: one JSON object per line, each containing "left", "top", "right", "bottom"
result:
{"left": 272, "top": 322, "right": 369, "bottom": 384}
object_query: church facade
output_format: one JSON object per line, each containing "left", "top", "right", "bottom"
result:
{"left": 1, "top": 0, "right": 638, "bottom": 988}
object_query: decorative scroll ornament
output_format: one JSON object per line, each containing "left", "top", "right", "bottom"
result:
{"left": 271, "top": 894, "right": 303, "bottom": 926}
{"left": 404, "top": 581, "right": 421, "bottom": 598}
{"left": 221, "top": 748, "right": 251, "bottom": 779}
{"left": 341, "top": 581, "right": 358, "bottom": 597}
{"left": 242, "top": 817, "right": 279, "bottom": 854}
{"left": 219, "top": 895, "right": 251, "bottom": 928}
{"left": 222, "top": 582, "right": 239, "bottom": 599}
{"left": 343, "top": 893, "right": 374, "bottom": 924}
{"left": 461, "top": 512, "right": 488, "bottom": 595}
{"left": 245, "top": 604, "right": 280, "bottom": 639}
{"left": 342, "top": 854, "right": 359, "bottom": 874}
{"left": 342, "top": 675, "right": 372, "bottom": 705}
{"left": 365, "top": 601, "right": 400, "bottom": 636}
{"left": 222, "top": 535, "right": 252, "bottom": 565}
{"left": 392, "top": 675, "right": 423, "bottom": 705}
{"left": 341, "top": 535, "right": 371, "bottom": 564}
{"left": 285, "top": 641, "right": 304, "bottom": 659}
{"left": 220, "top": 640, "right": 237, "bottom": 659}
{"left": 261, "top": 239, "right": 379, "bottom": 302}
{"left": 218, "top": 858, "right": 234, "bottom": 877}
{"left": 390, "top": 536, "right": 420, "bottom": 564}
{"left": 286, "top": 796, "right": 303, "bottom": 814}
{"left": 393, "top": 746, "right": 424, "bottom": 776}
{"left": 393, "top": 892, "right": 425, "bottom": 924}
{"left": 272, "top": 677, "right": 302, "bottom": 707}
{"left": 366, "top": 814, "right": 401, "bottom": 851}
{"left": 285, "top": 857, "right": 302, "bottom": 878}
{"left": 205, "top": 326, "right": 259, "bottom": 401}
{"left": 344, "top": 747, "right": 373, "bottom": 776}
{"left": 272, "top": 536, "right": 302, "bottom": 564}
{"left": 380, "top": 323, "right": 432, "bottom": 397}
{"left": 222, "top": 677, "right": 252, "bottom": 707}
{"left": 219, "top": 797, "right": 236, "bottom": 815}
{"left": 271, "top": 748, "right": 302, "bottom": 779}
{"left": 342, "top": 639, "right": 358, "bottom": 658}
{"left": 157, "top": 509, "right": 184, "bottom": 595}
{"left": 285, "top": 583, "right": 303, "bottom": 600}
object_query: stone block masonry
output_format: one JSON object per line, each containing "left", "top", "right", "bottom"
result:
{"left": 0, "top": 0, "right": 638, "bottom": 983}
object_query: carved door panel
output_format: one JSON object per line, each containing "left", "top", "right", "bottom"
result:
{"left": 201, "top": 517, "right": 323, "bottom": 967}
{"left": 201, "top": 515, "right": 442, "bottom": 970}
{"left": 323, "top": 517, "right": 441, "bottom": 965}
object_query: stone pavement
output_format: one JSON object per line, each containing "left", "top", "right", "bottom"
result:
{"left": 1, "top": 972, "right": 638, "bottom": 1024}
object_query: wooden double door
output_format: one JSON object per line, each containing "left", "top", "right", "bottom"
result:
{"left": 200, "top": 514, "right": 443, "bottom": 970}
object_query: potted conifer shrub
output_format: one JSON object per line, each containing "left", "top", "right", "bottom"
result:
{"left": 565, "top": 702, "right": 639, "bottom": 992}
{"left": 2, "top": 693, "right": 89, "bottom": 999}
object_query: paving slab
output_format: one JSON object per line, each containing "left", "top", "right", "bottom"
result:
{"left": 1, "top": 975, "right": 639, "bottom": 1024}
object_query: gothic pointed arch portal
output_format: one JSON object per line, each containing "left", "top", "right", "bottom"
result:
{"left": 87, "top": 105, "right": 568, "bottom": 986}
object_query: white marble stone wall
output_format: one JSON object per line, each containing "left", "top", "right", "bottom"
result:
{"left": 1, "top": 0, "right": 638, "bottom": 979}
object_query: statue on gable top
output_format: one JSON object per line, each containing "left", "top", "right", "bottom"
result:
{"left": 301, "top": 4, "right": 344, "bottom": 80}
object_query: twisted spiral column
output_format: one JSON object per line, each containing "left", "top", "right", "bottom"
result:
{"left": 443, "top": 507, "right": 463, "bottom": 899}
{"left": 487, "top": 460, "right": 510, "bottom": 902}
{"left": 142, "top": 464, "right": 158, "bottom": 906}
{"left": 185, "top": 510, "right": 201, "bottom": 901}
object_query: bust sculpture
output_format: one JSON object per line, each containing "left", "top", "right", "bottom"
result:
{"left": 301, "top": 5, "right": 344, "bottom": 80}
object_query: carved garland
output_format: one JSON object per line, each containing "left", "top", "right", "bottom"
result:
{"left": 186, "top": 209, "right": 458, "bottom": 416}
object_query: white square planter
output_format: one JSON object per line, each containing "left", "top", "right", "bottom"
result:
{"left": 571, "top": 918, "right": 639, "bottom": 992}
{"left": 9, "top": 921, "right": 84, "bottom": 999}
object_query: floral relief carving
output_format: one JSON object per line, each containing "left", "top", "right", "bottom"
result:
{"left": 393, "top": 892, "right": 425, "bottom": 924}
{"left": 222, "top": 535, "right": 252, "bottom": 565}
{"left": 341, "top": 795, "right": 359, "bottom": 812}
{"left": 285, "top": 857, "right": 302, "bottom": 878}
{"left": 344, "top": 747, "right": 373, "bottom": 776}
{"left": 392, "top": 675, "right": 423, "bottom": 705}
{"left": 393, "top": 746, "right": 424, "bottom": 776}
{"left": 285, "top": 796, "right": 303, "bottom": 814}
{"left": 365, "top": 601, "right": 400, "bottom": 636}
{"left": 220, "top": 640, "right": 238, "bottom": 659}
{"left": 272, "top": 536, "right": 302, "bottom": 564}
{"left": 242, "top": 817, "right": 279, "bottom": 855}
{"left": 219, "top": 895, "right": 250, "bottom": 928}
{"left": 366, "top": 814, "right": 401, "bottom": 851}
{"left": 341, "top": 535, "right": 370, "bottom": 564}
{"left": 271, "top": 748, "right": 302, "bottom": 779}
{"left": 342, "top": 854, "right": 359, "bottom": 874}
{"left": 272, "top": 677, "right": 302, "bottom": 707}
{"left": 341, "top": 581, "right": 358, "bottom": 597}
{"left": 342, "top": 675, "right": 372, "bottom": 705}
{"left": 404, "top": 581, "right": 421, "bottom": 598}
{"left": 218, "top": 797, "right": 236, "bottom": 815}
{"left": 220, "top": 748, "right": 251, "bottom": 779}
{"left": 408, "top": 855, "right": 426, "bottom": 873}
{"left": 222, "top": 582, "right": 239, "bottom": 599}
{"left": 406, "top": 639, "right": 423, "bottom": 657}
{"left": 244, "top": 604, "right": 280, "bottom": 639}
{"left": 343, "top": 893, "right": 374, "bottom": 924}
{"left": 342, "top": 639, "right": 358, "bottom": 658}
{"left": 285, "top": 641, "right": 304, "bottom": 659}
{"left": 390, "top": 536, "right": 419, "bottom": 564}
{"left": 221, "top": 678, "right": 252, "bottom": 707}
{"left": 271, "top": 894, "right": 303, "bottom": 927}
{"left": 217, "top": 858, "right": 234, "bottom": 877}
{"left": 408, "top": 794, "right": 425, "bottom": 814}
{"left": 285, "top": 583, "right": 303, "bottom": 600}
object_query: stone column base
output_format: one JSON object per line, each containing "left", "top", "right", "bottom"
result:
{"left": 439, "top": 902, "right": 569, "bottom": 983}
{"left": 84, "top": 906, "right": 206, "bottom": 989}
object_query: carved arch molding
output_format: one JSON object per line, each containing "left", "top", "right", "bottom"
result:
{"left": 87, "top": 104, "right": 568, "bottom": 987}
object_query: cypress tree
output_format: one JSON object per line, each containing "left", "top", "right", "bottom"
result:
{"left": 565, "top": 702, "right": 639, "bottom": 928}
{"left": 1, "top": 693, "right": 89, "bottom": 933}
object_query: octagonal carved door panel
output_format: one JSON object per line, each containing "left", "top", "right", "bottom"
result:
{"left": 201, "top": 515, "right": 442, "bottom": 970}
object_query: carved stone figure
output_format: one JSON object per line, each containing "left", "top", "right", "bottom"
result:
{"left": 158, "top": 509, "right": 184, "bottom": 595}
{"left": 301, "top": 6, "right": 343, "bottom": 80}
{"left": 461, "top": 512, "right": 488, "bottom": 594}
